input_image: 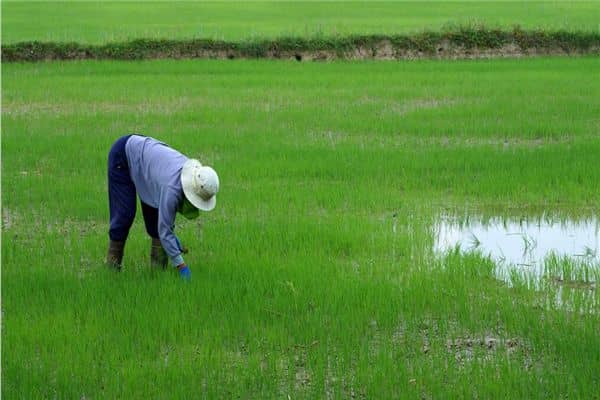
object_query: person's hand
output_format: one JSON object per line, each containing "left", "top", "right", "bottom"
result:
{"left": 178, "top": 264, "right": 191, "bottom": 281}
{"left": 175, "top": 237, "right": 189, "bottom": 254}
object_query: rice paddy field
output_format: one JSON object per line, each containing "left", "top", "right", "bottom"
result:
{"left": 3, "top": 1, "right": 599, "bottom": 43}
{"left": 2, "top": 2, "right": 600, "bottom": 399}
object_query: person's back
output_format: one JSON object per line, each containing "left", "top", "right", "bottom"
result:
{"left": 125, "top": 135, "right": 188, "bottom": 209}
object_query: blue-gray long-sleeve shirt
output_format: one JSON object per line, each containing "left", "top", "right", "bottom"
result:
{"left": 125, "top": 135, "right": 188, "bottom": 266}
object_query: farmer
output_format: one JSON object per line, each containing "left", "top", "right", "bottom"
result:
{"left": 106, "top": 134, "right": 219, "bottom": 279}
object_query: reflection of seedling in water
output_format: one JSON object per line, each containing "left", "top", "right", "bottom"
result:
{"left": 573, "top": 246, "right": 596, "bottom": 258}
{"left": 582, "top": 246, "right": 596, "bottom": 258}
{"left": 497, "top": 248, "right": 507, "bottom": 265}
{"left": 468, "top": 233, "right": 481, "bottom": 249}
{"left": 521, "top": 234, "right": 537, "bottom": 257}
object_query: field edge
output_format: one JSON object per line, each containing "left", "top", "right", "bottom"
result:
{"left": 3, "top": 27, "right": 599, "bottom": 62}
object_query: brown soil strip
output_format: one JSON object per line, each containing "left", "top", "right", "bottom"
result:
{"left": 3, "top": 29, "right": 599, "bottom": 62}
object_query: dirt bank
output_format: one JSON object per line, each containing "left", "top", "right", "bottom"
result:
{"left": 3, "top": 28, "right": 599, "bottom": 62}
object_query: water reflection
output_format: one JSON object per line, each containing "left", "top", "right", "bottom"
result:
{"left": 434, "top": 215, "right": 600, "bottom": 279}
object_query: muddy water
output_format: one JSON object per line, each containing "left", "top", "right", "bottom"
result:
{"left": 434, "top": 215, "right": 600, "bottom": 279}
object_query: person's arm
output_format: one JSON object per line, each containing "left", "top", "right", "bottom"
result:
{"left": 157, "top": 187, "right": 186, "bottom": 268}
{"left": 158, "top": 191, "right": 191, "bottom": 281}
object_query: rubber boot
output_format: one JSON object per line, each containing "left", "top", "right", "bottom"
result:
{"left": 150, "top": 238, "right": 168, "bottom": 269}
{"left": 106, "top": 240, "right": 125, "bottom": 270}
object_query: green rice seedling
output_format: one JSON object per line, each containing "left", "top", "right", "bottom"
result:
{"left": 2, "top": 57, "right": 600, "bottom": 397}
{"left": 2, "top": 1, "right": 599, "bottom": 44}
{"left": 543, "top": 253, "right": 599, "bottom": 286}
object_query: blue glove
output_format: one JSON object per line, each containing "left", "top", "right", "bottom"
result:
{"left": 178, "top": 265, "right": 191, "bottom": 281}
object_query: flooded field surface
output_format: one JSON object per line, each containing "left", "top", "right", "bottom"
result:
{"left": 434, "top": 214, "right": 600, "bottom": 282}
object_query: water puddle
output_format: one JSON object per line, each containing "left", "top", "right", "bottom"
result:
{"left": 434, "top": 215, "right": 600, "bottom": 282}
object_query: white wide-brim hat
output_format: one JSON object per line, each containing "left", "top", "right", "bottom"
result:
{"left": 181, "top": 159, "right": 219, "bottom": 211}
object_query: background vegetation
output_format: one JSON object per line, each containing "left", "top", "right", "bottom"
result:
{"left": 3, "top": 1, "right": 599, "bottom": 43}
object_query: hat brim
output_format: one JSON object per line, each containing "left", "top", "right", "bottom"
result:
{"left": 181, "top": 159, "right": 217, "bottom": 212}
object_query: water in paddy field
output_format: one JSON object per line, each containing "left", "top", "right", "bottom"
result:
{"left": 434, "top": 214, "right": 600, "bottom": 283}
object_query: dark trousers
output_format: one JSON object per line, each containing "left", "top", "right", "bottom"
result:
{"left": 108, "top": 135, "right": 159, "bottom": 241}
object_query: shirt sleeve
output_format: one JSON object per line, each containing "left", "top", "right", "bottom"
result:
{"left": 158, "top": 186, "right": 185, "bottom": 267}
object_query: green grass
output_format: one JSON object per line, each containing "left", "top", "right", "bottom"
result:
{"left": 2, "top": 58, "right": 599, "bottom": 397}
{"left": 2, "top": 1, "right": 599, "bottom": 44}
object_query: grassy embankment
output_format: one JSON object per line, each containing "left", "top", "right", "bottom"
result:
{"left": 3, "top": 2, "right": 599, "bottom": 61}
{"left": 2, "top": 58, "right": 599, "bottom": 397}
